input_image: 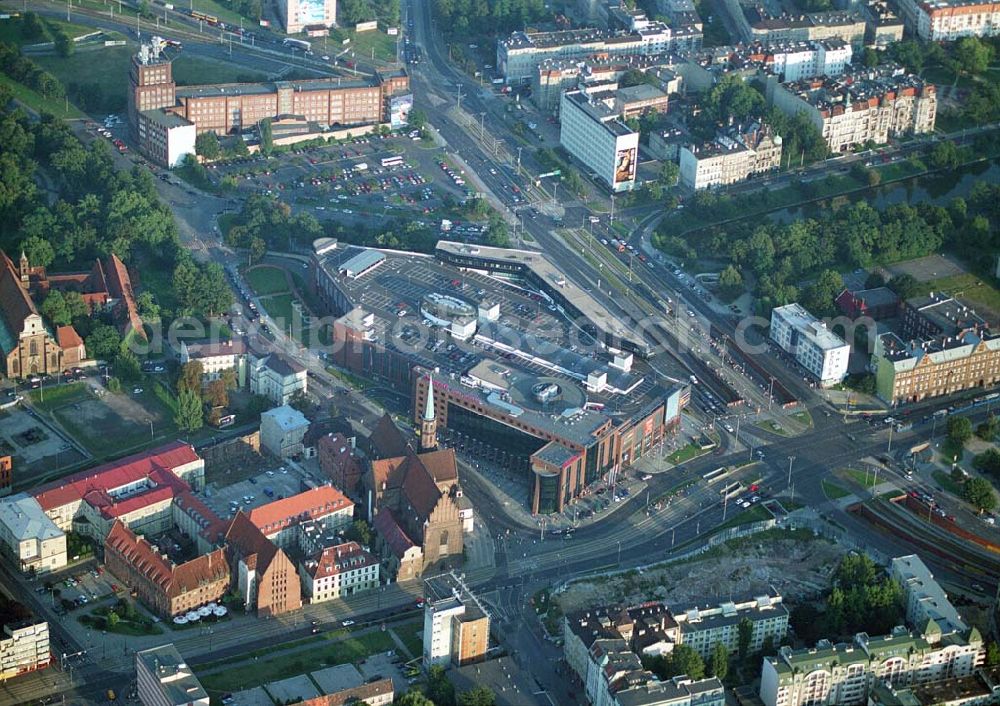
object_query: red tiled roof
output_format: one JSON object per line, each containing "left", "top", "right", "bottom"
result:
{"left": 373, "top": 507, "right": 416, "bottom": 559}
{"left": 307, "top": 541, "right": 378, "bottom": 580}
{"left": 33, "top": 441, "right": 200, "bottom": 512}
{"left": 0, "top": 251, "right": 40, "bottom": 345}
{"left": 173, "top": 490, "right": 228, "bottom": 543}
{"left": 56, "top": 325, "right": 84, "bottom": 350}
{"left": 105, "top": 254, "right": 146, "bottom": 342}
{"left": 402, "top": 457, "right": 442, "bottom": 520}
{"left": 369, "top": 413, "right": 411, "bottom": 459}
{"left": 224, "top": 511, "right": 278, "bottom": 573}
{"left": 414, "top": 448, "right": 457, "bottom": 483}
{"left": 248, "top": 485, "right": 353, "bottom": 536}
{"left": 105, "top": 521, "right": 229, "bottom": 598}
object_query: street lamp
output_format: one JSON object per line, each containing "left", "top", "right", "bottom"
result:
{"left": 787, "top": 456, "right": 795, "bottom": 488}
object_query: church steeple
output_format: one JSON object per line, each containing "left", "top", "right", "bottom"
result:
{"left": 18, "top": 251, "right": 29, "bottom": 282}
{"left": 419, "top": 375, "right": 438, "bottom": 452}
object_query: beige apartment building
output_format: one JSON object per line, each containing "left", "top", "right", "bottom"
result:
{"left": 896, "top": 0, "right": 1000, "bottom": 40}
{"left": 679, "top": 123, "right": 782, "bottom": 189}
{"left": 767, "top": 69, "right": 936, "bottom": 153}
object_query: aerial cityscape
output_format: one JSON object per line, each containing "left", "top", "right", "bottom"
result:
{"left": 0, "top": 0, "right": 999, "bottom": 705}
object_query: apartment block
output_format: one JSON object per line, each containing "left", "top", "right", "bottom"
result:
{"left": 895, "top": 0, "right": 1000, "bottom": 39}
{"left": 498, "top": 21, "right": 701, "bottom": 85}
{"left": 721, "top": 0, "right": 867, "bottom": 47}
{"left": 249, "top": 350, "right": 308, "bottom": 406}
{"left": 0, "top": 604, "right": 49, "bottom": 682}
{"left": 760, "top": 625, "right": 984, "bottom": 706}
{"left": 903, "top": 294, "right": 987, "bottom": 341}
{"left": 560, "top": 89, "right": 640, "bottom": 193}
{"left": 422, "top": 573, "right": 490, "bottom": 668}
{"left": 767, "top": 68, "right": 936, "bottom": 153}
{"left": 874, "top": 329, "right": 1000, "bottom": 405}
{"left": 679, "top": 123, "right": 783, "bottom": 189}
{"left": 891, "top": 555, "right": 969, "bottom": 635}
{"left": 669, "top": 589, "right": 790, "bottom": 659}
{"left": 247, "top": 485, "right": 353, "bottom": 550}
{"left": 770, "top": 303, "right": 850, "bottom": 387}
{"left": 136, "top": 643, "right": 209, "bottom": 706}
{"left": 300, "top": 541, "right": 379, "bottom": 603}
{"left": 869, "top": 669, "right": 1000, "bottom": 706}
{"left": 177, "top": 338, "right": 247, "bottom": 386}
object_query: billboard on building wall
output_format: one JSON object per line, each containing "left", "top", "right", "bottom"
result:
{"left": 390, "top": 94, "right": 413, "bottom": 130}
{"left": 614, "top": 146, "right": 637, "bottom": 185}
{"left": 295, "top": 0, "right": 327, "bottom": 25}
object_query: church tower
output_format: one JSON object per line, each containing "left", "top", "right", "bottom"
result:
{"left": 18, "top": 251, "right": 29, "bottom": 282}
{"left": 419, "top": 375, "right": 438, "bottom": 452}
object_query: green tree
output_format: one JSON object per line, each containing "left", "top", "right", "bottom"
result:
{"left": 947, "top": 416, "right": 973, "bottom": 446}
{"left": 178, "top": 361, "right": 204, "bottom": 395}
{"left": 175, "top": 388, "right": 204, "bottom": 432}
{"left": 458, "top": 686, "right": 496, "bottom": 706}
{"left": 977, "top": 415, "right": 999, "bottom": 442}
{"left": 21, "top": 235, "right": 55, "bottom": 269}
{"left": 249, "top": 236, "right": 267, "bottom": 263}
{"left": 802, "top": 269, "right": 843, "bottom": 318}
{"left": 737, "top": 617, "right": 753, "bottom": 658}
{"left": 973, "top": 448, "right": 1000, "bottom": 476}
{"left": 42, "top": 291, "right": 71, "bottom": 327}
{"left": 204, "top": 379, "right": 229, "bottom": 408}
{"left": 962, "top": 476, "right": 996, "bottom": 513}
{"left": 20, "top": 12, "right": 44, "bottom": 39}
{"left": 395, "top": 693, "right": 436, "bottom": 706}
{"left": 114, "top": 350, "right": 142, "bottom": 382}
{"left": 862, "top": 47, "right": 881, "bottom": 67}
{"left": 408, "top": 108, "right": 427, "bottom": 131}
{"left": 986, "top": 642, "right": 1000, "bottom": 666}
{"left": 136, "top": 292, "right": 160, "bottom": 320}
{"left": 887, "top": 273, "right": 920, "bottom": 300}
{"left": 929, "top": 141, "right": 962, "bottom": 170}
{"left": 195, "top": 131, "right": 222, "bottom": 160}
{"left": 107, "top": 611, "right": 120, "bottom": 628}
{"left": 64, "top": 291, "right": 90, "bottom": 321}
{"left": 221, "top": 368, "right": 238, "bottom": 390}
{"left": 426, "top": 665, "right": 456, "bottom": 706}
{"left": 85, "top": 323, "right": 122, "bottom": 360}
{"left": 718, "top": 265, "right": 743, "bottom": 302}
{"left": 669, "top": 644, "right": 706, "bottom": 679}
{"left": 260, "top": 118, "right": 273, "bottom": 155}
{"left": 53, "top": 30, "right": 74, "bottom": 58}
{"left": 659, "top": 161, "right": 679, "bottom": 188}
{"left": 710, "top": 642, "right": 729, "bottom": 680}
{"left": 344, "top": 520, "right": 374, "bottom": 547}
{"left": 954, "top": 36, "right": 993, "bottom": 75}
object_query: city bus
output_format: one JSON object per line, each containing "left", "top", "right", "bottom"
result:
{"left": 380, "top": 155, "right": 404, "bottom": 168}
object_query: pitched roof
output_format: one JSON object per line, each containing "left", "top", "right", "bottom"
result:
{"left": 224, "top": 511, "right": 278, "bottom": 572}
{"left": 0, "top": 250, "right": 40, "bottom": 345}
{"left": 33, "top": 441, "right": 200, "bottom": 512}
{"left": 259, "top": 351, "right": 305, "bottom": 377}
{"left": 56, "top": 325, "right": 84, "bottom": 350}
{"left": 415, "top": 448, "right": 457, "bottom": 484}
{"left": 373, "top": 507, "right": 417, "bottom": 558}
{"left": 370, "top": 455, "right": 408, "bottom": 492}
{"left": 173, "top": 490, "right": 228, "bottom": 544}
{"left": 105, "top": 254, "right": 146, "bottom": 341}
{"left": 247, "top": 485, "right": 353, "bottom": 536}
{"left": 369, "top": 413, "right": 410, "bottom": 459}
{"left": 306, "top": 541, "right": 378, "bottom": 580}
{"left": 401, "top": 456, "right": 443, "bottom": 520}
{"left": 105, "top": 521, "right": 229, "bottom": 598}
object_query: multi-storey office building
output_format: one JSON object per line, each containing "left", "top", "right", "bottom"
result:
{"left": 559, "top": 89, "right": 640, "bottom": 193}
{"left": 135, "top": 643, "right": 209, "bottom": 706}
{"left": 0, "top": 608, "right": 49, "bottom": 682}
{"left": 770, "top": 304, "right": 850, "bottom": 387}
{"left": 277, "top": 0, "right": 337, "bottom": 34}
{"left": 422, "top": 573, "right": 491, "bottom": 668}
{"left": 670, "top": 590, "right": 790, "bottom": 659}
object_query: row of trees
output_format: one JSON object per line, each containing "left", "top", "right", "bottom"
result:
{"left": 433, "top": 0, "right": 550, "bottom": 36}
{"left": 0, "top": 42, "right": 64, "bottom": 101}
{"left": 339, "top": 0, "right": 401, "bottom": 26}
{"left": 175, "top": 361, "right": 238, "bottom": 431}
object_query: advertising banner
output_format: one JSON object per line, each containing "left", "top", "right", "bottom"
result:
{"left": 390, "top": 94, "right": 413, "bottom": 130}
{"left": 614, "top": 146, "right": 637, "bottom": 185}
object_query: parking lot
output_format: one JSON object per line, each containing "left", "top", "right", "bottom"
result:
{"left": 204, "top": 463, "right": 315, "bottom": 522}
{"left": 207, "top": 136, "right": 474, "bottom": 225}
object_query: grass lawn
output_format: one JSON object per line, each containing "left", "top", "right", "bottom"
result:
{"left": 932, "top": 470, "right": 963, "bottom": 496}
{"left": 915, "top": 273, "right": 1000, "bottom": 318}
{"left": 259, "top": 293, "right": 317, "bottom": 346}
{"left": 391, "top": 620, "right": 423, "bottom": 660}
{"left": 666, "top": 443, "right": 709, "bottom": 465}
{"left": 822, "top": 480, "right": 850, "bottom": 500}
{"left": 790, "top": 410, "right": 813, "bottom": 427}
{"left": 328, "top": 28, "right": 398, "bottom": 63}
{"left": 761, "top": 420, "right": 789, "bottom": 436}
{"left": 53, "top": 387, "right": 179, "bottom": 460}
{"left": 172, "top": 56, "right": 268, "bottom": 87}
{"left": 79, "top": 612, "right": 162, "bottom": 636}
{"left": 0, "top": 73, "right": 84, "bottom": 119}
{"left": 715, "top": 503, "right": 772, "bottom": 532}
{"left": 34, "top": 45, "right": 133, "bottom": 115}
{"left": 28, "top": 382, "right": 92, "bottom": 413}
{"left": 197, "top": 630, "right": 396, "bottom": 693}
{"left": 244, "top": 266, "right": 290, "bottom": 296}
{"left": 843, "top": 467, "right": 877, "bottom": 488}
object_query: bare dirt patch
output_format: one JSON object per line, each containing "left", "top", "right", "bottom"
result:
{"left": 555, "top": 532, "right": 848, "bottom": 614}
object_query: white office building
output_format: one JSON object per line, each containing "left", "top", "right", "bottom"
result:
{"left": 260, "top": 404, "right": 310, "bottom": 459}
{"left": 0, "top": 617, "right": 50, "bottom": 682}
{"left": 560, "top": 89, "right": 640, "bottom": 193}
{"left": 770, "top": 303, "right": 849, "bottom": 387}
{"left": 249, "top": 351, "right": 308, "bottom": 406}
{"left": 136, "top": 643, "right": 209, "bottom": 706}
{"left": 0, "top": 493, "right": 66, "bottom": 574}
{"left": 300, "top": 541, "right": 379, "bottom": 603}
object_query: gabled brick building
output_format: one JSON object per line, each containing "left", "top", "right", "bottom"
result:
{"left": 104, "top": 521, "right": 229, "bottom": 618}
{"left": 224, "top": 512, "right": 301, "bottom": 617}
